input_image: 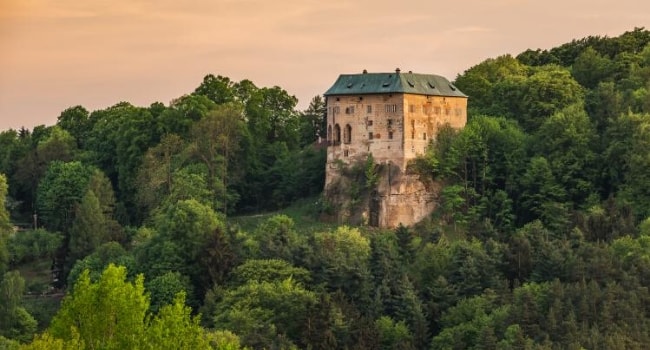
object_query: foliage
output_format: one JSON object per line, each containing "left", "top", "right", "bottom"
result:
{"left": 229, "top": 259, "right": 311, "bottom": 286}
{"left": 8, "top": 229, "right": 62, "bottom": 266}
{"left": 213, "top": 277, "right": 316, "bottom": 349}
{"left": 310, "top": 226, "right": 372, "bottom": 305}
{"left": 35, "top": 161, "right": 94, "bottom": 233}
{"left": 5, "top": 28, "right": 650, "bottom": 349}
{"left": 0, "top": 271, "right": 37, "bottom": 343}
{"left": 47, "top": 264, "right": 215, "bottom": 350}
{"left": 252, "top": 215, "right": 300, "bottom": 262}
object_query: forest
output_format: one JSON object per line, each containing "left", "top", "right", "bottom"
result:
{"left": 1, "top": 27, "right": 650, "bottom": 349}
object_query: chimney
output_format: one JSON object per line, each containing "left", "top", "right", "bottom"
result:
{"left": 363, "top": 69, "right": 368, "bottom": 74}
{"left": 395, "top": 68, "right": 401, "bottom": 74}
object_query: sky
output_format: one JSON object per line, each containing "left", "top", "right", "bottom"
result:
{"left": 0, "top": 0, "right": 648, "bottom": 131}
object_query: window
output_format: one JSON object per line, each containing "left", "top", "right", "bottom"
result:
{"left": 384, "top": 104, "right": 397, "bottom": 113}
{"left": 327, "top": 125, "right": 332, "bottom": 142}
{"left": 333, "top": 106, "right": 340, "bottom": 114}
{"left": 388, "top": 131, "right": 394, "bottom": 139}
{"left": 344, "top": 124, "right": 352, "bottom": 144}
{"left": 387, "top": 119, "right": 393, "bottom": 128}
{"left": 345, "top": 106, "right": 355, "bottom": 114}
{"left": 434, "top": 107, "right": 441, "bottom": 115}
{"left": 411, "top": 120, "right": 415, "bottom": 139}
{"left": 367, "top": 105, "right": 372, "bottom": 114}
{"left": 409, "top": 105, "right": 416, "bottom": 113}
{"left": 445, "top": 108, "right": 451, "bottom": 116}
{"left": 334, "top": 124, "right": 341, "bottom": 144}
{"left": 367, "top": 120, "right": 374, "bottom": 126}
{"left": 368, "top": 132, "right": 374, "bottom": 140}
{"left": 423, "top": 133, "right": 427, "bottom": 140}
{"left": 344, "top": 150, "right": 349, "bottom": 157}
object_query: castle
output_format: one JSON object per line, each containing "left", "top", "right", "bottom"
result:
{"left": 323, "top": 69, "right": 467, "bottom": 227}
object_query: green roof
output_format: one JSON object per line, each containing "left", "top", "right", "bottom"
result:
{"left": 324, "top": 71, "right": 467, "bottom": 98}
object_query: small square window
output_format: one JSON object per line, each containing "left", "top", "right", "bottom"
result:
{"left": 368, "top": 133, "right": 374, "bottom": 140}
{"left": 367, "top": 120, "right": 373, "bottom": 126}
{"left": 343, "top": 150, "right": 349, "bottom": 157}
{"left": 388, "top": 131, "right": 393, "bottom": 139}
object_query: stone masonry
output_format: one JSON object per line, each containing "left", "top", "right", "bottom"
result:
{"left": 323, "top": 69, "right": 467, "bottom": 227}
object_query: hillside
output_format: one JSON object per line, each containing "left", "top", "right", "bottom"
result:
{"left": 1, "top": 27, "right": 650, "bottom": 349}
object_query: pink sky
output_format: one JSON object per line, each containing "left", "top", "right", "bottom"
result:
{"left": 1, "top": 0, "right": 648, "bottom": 131}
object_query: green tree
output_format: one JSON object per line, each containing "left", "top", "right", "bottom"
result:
{"left": 253, "top": 215, "right": 300, "bottom": 262}
{"left": 85, "top": 102, "right": 159, "bottom": 223}
{"left": 617, "top": 112, "right": 650, "bottom": 218}
{"left": 310, "top": 226, "right": 373, "bottom": 307}
{"left": 532, "top": 104, "right": 598, "bottom": 207}
{"left": 66, "top": 242, "right": 136, "bottom": 288}
{"left": 157, "top": 94, "right": 216, "bottom": 136}
{"left": 0, "top": 271, "right": 37, "bottom": 343}
{"left": 229, "top": 259, "right": 311, "bottom": 287}
{"left": 518, "top": 65, "right": 585, "bottom": 132}
{"left": 68, "top": 190, "right": 108, "bottom": 262}
{"left": 36, "top": 161, "right": 94, "bottom": 234}
{"left": 56, "top": 106, "right": 89, "bottom": 148}
{"left": 454, "top": 54, "right": 528, "bottom": 115}
{"left": 517, "top": 157, "right": 568, "bottom": 228}
{"left": 144, "top": 292, "right": 211, "bottom": 349}
{"left": 214, "top": 277, "right": 316, "bottom": 349}
{"left": 135, "top": 134, "right": 186, "bottom": 216}
{"left": 47, "top": 264, "right": 213, "bottom": 349}
{"left": 193, "top": 74, "right": 235, "bottom": 105}
{"left": 13, "top": 127, "right": 77, "bottom": 212}
{"left": 571, "top": 47, "right": 613, "bottom": 88}
{"left": 188, "top": 104, "right": 245, "bottom": 213}
{"left": 299, "top": 95, "right": 327, "bottom": 147}
{"left": 0, "top": 130, "right": 20, "bottom": 178}
{"left": 375, "top": 316, "right": 414, "bottom": 350}
{"left": 142, "top": 199, "right": 226, "bottom": 298}
{"left": 0, "top": 174, "right": 12, "bottom": 234}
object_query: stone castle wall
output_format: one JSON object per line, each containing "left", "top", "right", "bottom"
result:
{"left": 323, "top": 92, "right": 466, "bottom": 227}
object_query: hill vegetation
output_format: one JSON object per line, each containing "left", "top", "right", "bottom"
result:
{"left": 1, "top": 27, "right": 650, "bottom": 349}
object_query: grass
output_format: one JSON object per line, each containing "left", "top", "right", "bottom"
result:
{"left": 230, "top": 196, "right": 338, "bottom": 235}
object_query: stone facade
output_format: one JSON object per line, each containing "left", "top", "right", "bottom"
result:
{"left": 323, "top": 69, "right": 467, "bottom": 227}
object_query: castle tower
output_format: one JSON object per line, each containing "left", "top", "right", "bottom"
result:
{"left": 323, "top": 69, "right": 467, "bottom": 227}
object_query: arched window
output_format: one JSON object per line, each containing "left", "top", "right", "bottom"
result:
{"left": 344, "top": 124, "right": 352, "bottom": 144}
{"left": 334, "top": 124, "right": 341, "bottom": 144}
